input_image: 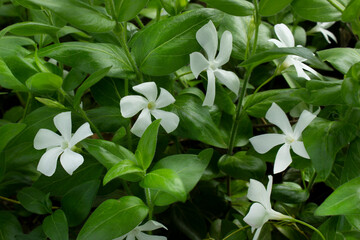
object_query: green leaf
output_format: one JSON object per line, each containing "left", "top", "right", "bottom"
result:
{"left": 38, "top": 42, "right": 134, "bottom": 79}
{"left": 340, "top": 138, "right": 360, "bottom": 184}
{"left": 103, "top": 160, "right": 145, "bottom": 185}
{"left": 112, "top": 0, "right": 148, "bottom": 21}
{"left": 318, "top": 48, "right": 360, "bottom": 74}
{"left": 201, "top": 0, "right": 254, "bottom": 16}
{"left": 0, "top": 123, "right": 26, "bottom": 153}
{"left": 218, "top": 152, "right": 266, "bottom": 181}
{"left": 342, "top": 0, "right": 360, "bottom": 22}
{"left": 259, "top": 0, "right": 293, "bottom": 16}
{"left": 0, "top": 22, "right": 60, "bottom": 38}
{"left": 303, "top": 118, "right": 356, "bottom": 181}
{"left": 61, "top": 180, "right": 100, "bottom": 227}
{"left": 0, "top": 211, "right": 22, "bottom": 240}
{"left": 161, "top": 0, "right": 187, "bottom": 15}
{"left": 341, "top": 62, "right": 360, "bottom": 106}
{"left": 16, "top": 0, "right": 115, "bottom": 32}
{"left": 0, "top": 57, "right": 27, "bottom": 91}
{"left": 35, "top": 97, "right": 67, "bottom": 109}
{"left": 74, "top": 67, "right": 111, "bottom": 108}
{"left": 43, "top": 210, "right": 69, "bottom": 240}
{"left": 86, "top": 107, "right": 129, "bottom": 133}
{"left": 140, "top": 168, "right": 187, "bottom": 203}
{"left": 135, "top": 120, "right": 161, "bottom": 170}
{"left": 306, "top": 80, "right": 343, "bottom": 106}
{"left": 17, "top": 187, "right": 52, "bottom": 215}
{"left": 271, "top": 182, "right": 309, "bottom": 203}
{"left": 90, "top": 77, "right": 123, "bottom": 107}
{"left": 132, "top": 8, "right": 223, "bottom": 76}
{"left": 316, "top": 176, "right": 360, "bottom": 216}
{"left": 77, "top": 196, "right": 148, "bottom": 240}
{"left": 26, "top": 72, "right": 63, "bottom": 93}
{"left": 82, "top": 139, "right": 136, "bottom": 169}
{"left": 291, "top": 0, "right": 342, "bottom": 22}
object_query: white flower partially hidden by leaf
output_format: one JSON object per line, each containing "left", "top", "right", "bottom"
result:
{"left": 249, "top": 103, "right": 316, "bottom": 174}
{"left": 114, "top": 220, "right": 168, "bottom": 240}
{"left": 190, "top": 20, "right": 240, "bottom": 106}
{"left": 308, "top": 22, "right": 337, "bottom": 44}
{"left": 120, "top": 82, "right": 179, "bottom": 137}
{"left": 34, "top": 111, "right": 93, "bottom": 176}
{"left": 243, "top": 176, "right": 291, "bottom": 240}
{"left": 269, "top": 23, "right": 319, "bottom": 80}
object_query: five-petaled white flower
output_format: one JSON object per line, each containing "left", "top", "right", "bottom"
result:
{"left": 249, "top": 103, "right": 316, "bottom": 174}
{"left": 243, "top": 175, "right": 291, "bottom": 240}
{"left": 120, "top": 82, "right": 179, "bottom": 137}
{"left": 190, "top": 20, "right": 240, "bottom": 106}
{"left": 269, "top": 23, "right": 319, "bottom": 80}
{"left": 114, "top": 220, "right": 167, "bottom": 240}
{"left": 34, "top": 111, "right": 93, "bottom": 176}
{"left": 308, "top": 22, "right": 337, "bottom": 44}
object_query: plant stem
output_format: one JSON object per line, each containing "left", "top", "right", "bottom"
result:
{"left": 135, "top": 15, "right": 145, "bottom": 29}
{"left": 22, "top": 92, "right": 32, "bottom": 120}
{"left": 145, "top": 188, "right": 153, "bottom": 221}
{"left": 0, "top": 196, "right": 59, "bottom": 209}
{"left": 222, "top": 225, "right": 250, "bottom": 240}
{"left": 306, "top": 172, "right": 317, "bottom": 192}
{"left": 253, "top": 72, "right": 277, "bottom": 94}
{"left": 289, "top": 218, "right": 326, "bottom": 240}
{"left": 327, "top": 0, "right": 345, "bottom": 12}
{"left": 251, "top": 0, "right": 260, "bottom": 55}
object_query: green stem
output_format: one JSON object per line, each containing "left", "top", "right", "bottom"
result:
{"left": 289, "top": 218, "right": 325, "bottom": 240}
{"left": 327, "top": 0, "right": 345, "bottom": 12}
{"left": 145, "top": 188, "right": 153, "bottom": 221}
{"left": 0, "top": 196, "right": 59, "bottom": 209}
{"left": 222, "top": 225, "right": 250, "bottom": 240}
{"left": 306, "top": 172, "right": 317, "bottom": 192}
{"left": 251, "top": 0, "right": 260, "bottom": 56}
{"left": 156, "top": 7, "right": 161, "bottom": 22}
{"left": 22, "top": 92, "right": 32, "bottom": 120}
{"left": 253, "top": 72, "right": 277, "bottom": 94}
{"left": 135, "top": 15, "right": 145, "bottom": 29}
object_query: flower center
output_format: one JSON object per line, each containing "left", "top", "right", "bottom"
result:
{"left": 209, "top": 61, "right": 218, "bottom": 70}
{"left": 61, "top": 141, "right": 69, "bottom": 150}
{"left": 285, "top": 135, "right": 295, "bottom": 144}
{"left": 147, "top": 101, "right": 156, "bottom": 110}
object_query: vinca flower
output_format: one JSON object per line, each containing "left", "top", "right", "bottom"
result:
{"left": 269, "top": 23, "right": 319, "bottom": 80}
{"left": 34, "top": 112, "right": 93, "bottom": 176}
{"left": 120, "top": 82, "right": 179, "bottom": 137}
{"left": 114, "top": 220, "right": 167, "bottom": 240}
{"left": 308, "top": 22, "right": 337, "bottom": 44}
{"left": 249, "top": 103, "right": 316, "bottom": 174}
{"left": 243, "top": 176, "right": 291, "bottom": 240}
{"left": 190, "top": 20, "right": 240, "bottom": 106}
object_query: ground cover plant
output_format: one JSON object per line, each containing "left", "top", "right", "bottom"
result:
{"left": 0, "top": 0, "right": 360, "bottom": 239}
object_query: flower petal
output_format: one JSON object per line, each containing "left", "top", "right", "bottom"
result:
{"left": 69, "top": 122, "right": 93, "bottom": 148}
{"left": 293, "top": 110, "right": 316, "bottom": 139}
{"left": 156, "top": 88, "right": 175, "bottom": 108}
{"left": 320, "top": 28, "right": 337, "bottom": 43}
{"left": 60, "top": 149, "right": 84, "bottom": 175}
{"left": 265, "top": 103, "right": 293, "bottom": 136}
{"left": 126, "top": 233, "right": 135, "bottom": 240}
{"left": 34, "top": 129, "right": 63, "bottom": 150}
{"left": 138, "top": 220, "right": 168, "bottom": 232}
{"left": 54, "top": 111, "right": 72, "bottom": 142}
{"left": 253, "top": 227, "right": 263, "bottom": 240}
{"left": 292, "top": 60, "right": 311, "bottom": 80}
{"left": 273, "top": 143, "right": 292, "bottom": 174}
{"left": 120, "top": 95, "right": 148, "bottom": 118}
{"left": 112, "top": 234, "right": 127, "bottom": 240}
{"left": 268, "top": 39, "right": 286, "bottom": 48}
{"left": 37, "top": 147, "right": 63, "bottom": 177}
{"left": 189, "top": 52, "right": 209, "bottom": 78}
{"left": 131, "top": 109, "right": 152, "bottom": 137}
{"left": 133, "top": 82, "right": 158, "bottom": 102}
{"left": 291, "top": 140, "right": 310, "bottom": 159}
{"left": 243, "top": 203, "right": 269, "bottom": 229}
{"left": 136, "top": 232, "right": 167, "bottom": 240}
{"left": 249, "top": 133, "right": 285, "bottom": 154}
{"left": 298, "top": 61, "right": 319, "bottom": 78}
{"left": 203, "top": 70, "right": 216, "bottom": 106}
{"left": 247, "top": 179, "right": 271, "bottom": 209}
{"left": 151, "top": 109, "right": 179, "bottom": 133}
{"left": 196, "top": 20, "right": 218, "bottom": 61}
{"left": 215, "top": 30, "right": 232, "bottom": 67}
{"left": 274, "top": 23, "right": 294, "bottom": 47}
{"left": 266, "top": 175, "right": 273, "bottom": 199}
{"left": 214, "top": 69, "right": 240, "bottom": 95}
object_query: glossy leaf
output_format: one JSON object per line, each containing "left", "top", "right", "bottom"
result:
{"left": 318, "top": 48, "right": 360, "bottom": 74}
{"left": 17, "top": 187, "right": 52, "bottom": 215}
{"left": 0, "top": 22, "right": 59, "bottom": 38}
{"left": 0, "top": 57, "right": 27, "bottom": 91}
{"left": 0, "top": 211, "right": 22, "bottom": 240}
{"left": 26, "top": 72, "right": 63, "bottom": 93}
{"left": 35, "top": 97, "right": 67, "bottom": 109}
{"left": 340, "top": 138, "right": 360, "bottom": 184}
{"left": 43, "top": 210, "right": 69, "bottom": 240}
{"left": 161, "top": 0, "right": 187, "bottom": 15}
{"left": 86, "top": 107, "right": 129, "bottom": 133}
{"left": 292, "top": 0, "right": 342, "bottom": 22}
{"left": 272, "top": 182, "right": 309, "bottom": 203}
{"left": 0, "top": 123, "right": 26, "bottom": 153}
{"left": 114, "top": 0, "right": 148, "bottom": 22}
{"left": 77, "top": 196, "right": 148, "bottom": 240}
{"left": 259, "top": 0, "right": 293, "bottom": 16}
{"left": 201, "top": 0, "right": 254, "bottom": 16}
{"left": 103, "top": 160, "right": 144, "bottom": 185}
{"left": 306, "top": 80, "right": 343, "bottom": 106}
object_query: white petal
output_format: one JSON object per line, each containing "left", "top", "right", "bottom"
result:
{"left": 137, "top": 220, "right": 168, "bottom": 232}
{"left": 131, "top": 109, "right": 152, "bottom": 137}
{"left": 126, "top": 233, "right": 135, "bottom": 240}
{"left": 215, "top": 30, "right": 232, "bottom": 67}
{"left": 293, "top": 110, "right": 316, "bottom": 139}
{"left": 34, "top": 129, "right": 63, "bottom": 150}
{"left": 189, "top": 52, "right": 209, "bottom": 78}
{"left": 243, "top": 203, "right": 269, "bottom": 229}
{"left": 265, "top": 103, "right": 293, "bottom": 136}
{"left": 298, "top": 61, "right": 319, "bottom": 78}
{"left": 136, "top": 232, "right": 167, "bottom": 240}
{"left": 120, "top": 95, "right": 148, "bottom": 118}
{"left": 274, "top": 24, "right": 294, "bottom": 47}
{"left": 266, "top": 175, "right": 273, "bottom": 199}
{"left": 112, "top": 234, "right": 127, "bottom": 240}
{"left": 69, "top": 122, "right": 93, "bottom": 148}
{"left": 155, "top": 88, "right": 175, "bottom": 108}
{"left": 273, "top": 143, "right": 292, "bottom": 174}
{"left": 291, "top": 140, "right": 310, "bottom": 159}
{"left": 293, "top": 60, "right": 311, "bottom": 80}
{"left": 214, "top": 69, "right": 240, "bottom": 95}
{"left": 54, "top": 111, "right": 72, "bottom": 142}
{"left": 249, "top": 133, "right": 286, "bottom": 154}
{"left": 37, "top": 147, "right": 63, "bottom": 177}
{"left": 203, "top": 70, "right": 216, "bottom": 106}
{"left": 253, "top": 227, "right": 263, "bottom": 240}
{"left": 320, "top": 29, "right": 337, "bottom": 43}
{"left": 196, "top": 20, "right": 218, "bottom": 61}
{"left": 268, "top": 39, "right": 286, "bottom": 48}
{"left": 151, "top": 109, "right": 179, "bottom": 133}
{"left": 247, "top": 179, "right": 271, "bottom": 209}
{"left": 60, "top": 149, "right": 84, "bottom": 175}
{"left": 133, "top": 82, "right": 158, "bottom": 102}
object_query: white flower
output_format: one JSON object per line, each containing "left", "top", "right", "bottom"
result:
{"left": 308, "top": 22, "right": 337, "bottom": 44}
{"left": 249, "top": 103, "right": 316, "bottom": 174}
{"left": 34, "top": 111, "right": 93, "bottom": 176}
{"left": 190, "top": 20, "right": 240, "bottom": 106}
{"left": 243, "top": 176, "right": 291, "bottom": 240}
{"left": 269, "top": 23, "right": 319, "bottom": 80}
{"left": 120, "top": 82, "right": 179, "bottom": 137}
{"left": 114, "top": 220, "right": 167, "bottom": 240}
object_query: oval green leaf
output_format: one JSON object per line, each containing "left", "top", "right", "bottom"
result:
{"left": 17, "top": 187, "right": 52, "bottom": 215}
{"left": 291, "top": 0, "right": 343, "bottom": 22}
{"left": 201, "top": 0, "right": 254, "bottom": 16}
{"left": 26, "top": 72, "right": 63, "bottom": 93}
{"left": 43, "top": 210, "right": 69, "bottom": 240}
{"left": 259, "top": 0, "right": 293, "bottom": 16}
